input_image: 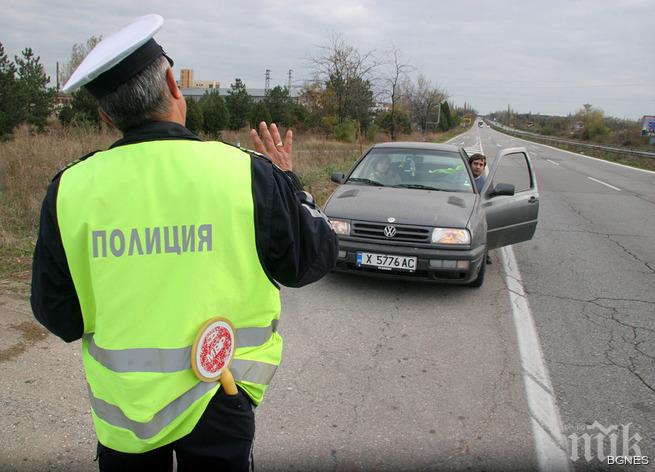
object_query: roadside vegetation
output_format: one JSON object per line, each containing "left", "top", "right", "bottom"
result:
{"left": 2, "top": 35, "right": 472, "bottom": 143}
{"left": 490, "top": 104, "right": 649, "bottom": 148}
{"left": 1, "top": 34, "right": 475, "bottom": 288}
{"left": 0, "top": 122, "right": 464, "bottom": 289}
{"left": 492, "top": 129, "right": 655, "bottom": 172}
{"left": 487, "top": 104, "right": 655, "bottom": 171}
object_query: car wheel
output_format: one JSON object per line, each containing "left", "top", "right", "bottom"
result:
{"left": 467, "top": 255, "right": 486, "bottom": 288}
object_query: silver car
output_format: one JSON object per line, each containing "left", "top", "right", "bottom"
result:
{"left": 324, "top": 142, "right": 539, "bottom": 287}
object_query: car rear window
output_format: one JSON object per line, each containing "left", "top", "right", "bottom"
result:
{"left": 349, "top": 148, "right": 474, "bottom": 193}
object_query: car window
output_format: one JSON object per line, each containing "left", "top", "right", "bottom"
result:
{"left": 348, "top": 148, "right": 474, "bottom": 193}
{"left": 491, "top": 152, "right": 533, "bottom": 192}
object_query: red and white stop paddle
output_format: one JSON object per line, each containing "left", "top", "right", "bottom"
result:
{"left": 191, "top": 317, "right": 238, "bottom": 394}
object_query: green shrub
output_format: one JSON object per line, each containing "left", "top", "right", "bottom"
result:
{"left": 366, "top": 122, "right": 380, "bottom": 141}
{"left": 333, "top": 119, "right": 357, "bottom": 143}
{"left": 58, "top": 105, "right": 75, "bottom": 127}
{"left": 320, "top": 115, "right": 337, "bottom": 138}
{"left": 248, "top": 101, "right": 272, "bottom": 129}
{"left": 199, "top": 91, "right": 229, "bottom": 137}
{"left": 375, "top": 110, "right": 411, "bottom": 136}
{"left": 185, "top": 98, "right": 203, "bottom": 134}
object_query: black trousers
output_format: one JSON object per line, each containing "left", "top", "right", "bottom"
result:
{"left": 97, "top": 388, "right": 255, "bottom": 472}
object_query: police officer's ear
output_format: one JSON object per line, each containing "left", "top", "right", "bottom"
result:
{"left": 165, "top": 68, "right": 183, "bottom": 100}
{"left": 164, "top": 67, "right": 187, "bottom": 124}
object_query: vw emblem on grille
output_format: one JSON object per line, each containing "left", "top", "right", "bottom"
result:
{"left": 384, "top": 225, "right": 397, "bottom": 238}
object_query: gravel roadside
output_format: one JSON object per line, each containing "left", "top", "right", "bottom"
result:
{"left": 0, "top": 285, "right": 97, "bottom": 472}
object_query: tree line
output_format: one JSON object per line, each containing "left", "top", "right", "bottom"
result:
{"left": 1, "top": 36, "right": 466, "bottom": 141}
{"left": 490, "top": 104, "right": 645, "bottom": 148}
{"left": 0, "top": 42, "right": 55, "bottom": 139}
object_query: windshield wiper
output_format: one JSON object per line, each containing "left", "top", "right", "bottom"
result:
{"left": 393, "top": 184, "right": 445, "bottom": 191}
{"left": 347, "top": 178, "right": 385, "bottom": 187}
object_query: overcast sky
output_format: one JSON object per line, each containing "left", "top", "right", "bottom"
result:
{"left": 1, "top": 0, "right": 652, "bottom": 119}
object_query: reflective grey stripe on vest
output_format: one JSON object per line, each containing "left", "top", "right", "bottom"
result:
{"left": 237, "top": 319, "right": 279, "bottom": 347}
{"left": 84, "top": 320, "right": 278, "bottom": 373}
{"left": 86, "top": 336, "right": 191, "bottom": 373}
{"left": 230, "top": 358, "right": 278, "bottom": 385}
{"left": 88, "top": 360, "right": 278, "bottom": 439}
{"left": 88, "top": 381, "right": 216, "bottom": 440}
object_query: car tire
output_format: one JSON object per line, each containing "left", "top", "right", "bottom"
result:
{"left": 467, "top": 254, "right": 486, "bottom": 288}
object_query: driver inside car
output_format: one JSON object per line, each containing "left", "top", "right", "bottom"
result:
{"left": 368, "top": 155, "right": 401, "bottom": 185}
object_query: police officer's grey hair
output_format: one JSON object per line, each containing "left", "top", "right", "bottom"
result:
{"left": 97, "top": 56, "right": 172, "bottom": 132}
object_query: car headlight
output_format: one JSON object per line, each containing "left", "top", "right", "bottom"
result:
{"left": 329, "top": 219, "right": 351, "bottom": 235}
{"left": 431, "top": 228, "right": 470, "bottom": 245}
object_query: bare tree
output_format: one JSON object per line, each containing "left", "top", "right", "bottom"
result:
{"left": 405, "top": 74, "right": 447, "bottom": 134}
{"left": 382, "top": 47, "right": 413, "bottom": 140}
{"left": 310, "top": 34, "right": 379, "bottom": 126}
{"left": 59, "top": 36, "right": 102, "bottom": 87}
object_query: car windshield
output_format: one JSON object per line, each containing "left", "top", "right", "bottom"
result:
{"left": 347, "top": 148, "right": 474, "bottom": 193}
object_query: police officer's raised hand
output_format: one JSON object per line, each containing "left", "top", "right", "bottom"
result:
{"left": 249, "top": 122, "right": 293, "bottom": 171}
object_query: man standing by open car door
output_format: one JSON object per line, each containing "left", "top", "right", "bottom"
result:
{"left": 30, "top": 14, "right": 337, "bottom": 471}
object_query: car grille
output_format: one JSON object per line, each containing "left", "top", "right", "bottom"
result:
{"left": 351, "top": 221, "right": 431, "bottom": 243}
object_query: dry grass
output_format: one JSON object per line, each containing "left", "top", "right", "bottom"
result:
{"left": 0, "top": 125, "right": 119, "bottom": 282}
{"left": 0, "top": 124, "right": 462, "bottom": 283}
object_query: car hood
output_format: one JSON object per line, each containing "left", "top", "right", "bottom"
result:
{"left": 324, "top": 185, "right": 476, "bottom": 228}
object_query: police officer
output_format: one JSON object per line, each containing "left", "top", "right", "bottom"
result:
{"left": 30, "top": 14, "right": 337, "bottom": 471}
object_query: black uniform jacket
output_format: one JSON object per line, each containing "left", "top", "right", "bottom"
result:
{"left": 31, "top": 121, "right": 338, "bottom": 342}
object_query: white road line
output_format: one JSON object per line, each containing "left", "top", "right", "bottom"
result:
{"left": 445, "top": 130, "right": 469, "bottom": 144}
{"left": 587, "top": 176, "right": 621, "bottom": 191}
{"left": 500, "top": 246, "right": 571, "bottom": 472}
{"left": 546, "top": 159, "right": 560, "bottom": 166}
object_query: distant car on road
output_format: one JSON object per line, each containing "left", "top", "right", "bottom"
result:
{"left": 478, "top": 121, "right": 484, "bottom": 127}
{"left": 324, "top": 142, "right": 539, "bottom": 287}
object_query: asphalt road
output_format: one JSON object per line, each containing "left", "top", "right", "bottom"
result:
{"left": 1, "top": 126, "right": 653, "bottom": 471}
{"left": 457, "top": 125, "right": 655, "bottom": 470}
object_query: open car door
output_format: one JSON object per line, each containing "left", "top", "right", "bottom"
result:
{"left": 481, "top": 147, "right": 539, "bottom": 250}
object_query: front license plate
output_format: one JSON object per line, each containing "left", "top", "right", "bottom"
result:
{"left": 356, "top": 252, "right": 417, "bottom": 272}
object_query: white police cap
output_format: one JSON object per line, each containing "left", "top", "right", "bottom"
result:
{"left": 62, "top": 14, "right": 172, "bottom": 98}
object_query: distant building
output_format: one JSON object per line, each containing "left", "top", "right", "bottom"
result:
{"left": 194, "top": 80, "right": 220, "bottom": 89}
{"left": 54, "top": 93, "right": 73, "bottom": 107}
{"left": 50, "top": 93, "right": 73, "bottom": 114}
{"left": 179, "top": 69, "right": 194, "bottom": 88}
{"left": 371, "top": 102, "right": 391, "bottom": 113}
{"left": 177, "top": 68, "right": 220, "bottom": 90}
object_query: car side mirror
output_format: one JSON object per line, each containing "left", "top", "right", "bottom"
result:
{"left": 331, "top": 172, "right": 345, "bottom": 184}
{"left": 490, "top": 183, "right": 515, "bottom": 197}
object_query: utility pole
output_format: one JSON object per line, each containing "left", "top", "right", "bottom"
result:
{"left": 265, "top": 69, "right": 271, "bottom": 94}
{"left": 287, "top": 69, "right": 292, "bottom": 91}
{"left": 56, "top": 62, "right": 60, "bottom": 91}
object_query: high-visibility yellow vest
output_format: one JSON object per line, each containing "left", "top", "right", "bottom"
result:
{"left": 56, "top": 139, "right": 282, "bottom": 453}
